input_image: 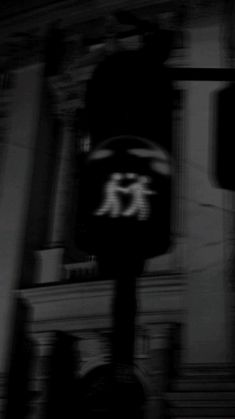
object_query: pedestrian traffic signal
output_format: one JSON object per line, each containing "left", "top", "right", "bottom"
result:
{"left": 77, "top": 135, "right": 171, "bottom": 267}
{"left": 74, "top": 24, "right": 174, "bottom": 274}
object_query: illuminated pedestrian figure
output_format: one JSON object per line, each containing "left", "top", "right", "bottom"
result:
{"left": 94, "top": 172, "right": 156, "bottom": 220}
{"left": 94, "top": 172, "right": 124, "bottom": 217}
{"left": 123, "top": 175, "right": 156, "bottom": 220}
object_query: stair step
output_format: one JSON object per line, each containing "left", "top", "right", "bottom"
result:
{"left": 166, "top": 370, "right": 235, "bottom": 417}
{"left": 168, "top": 400, "right": 235, "bottom": 408}
{"left": 168, "top": 406, "right": 235, "bottom": 416}
{"left": 166, "top": 389, "right": 235, "bottom": 417}
{"left": 171, "top": 380, "right": 235, "bottom": 392}
{"left": 166, "top": 391, "right": 235, "bottom": 401}
{"left": 173, "top": 417, "right": 234, "bottom": 419}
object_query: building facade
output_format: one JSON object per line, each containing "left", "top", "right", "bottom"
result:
{"left": 0, "top": 1, "right": 235, "bottom": 418}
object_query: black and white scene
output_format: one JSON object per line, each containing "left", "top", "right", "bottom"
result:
{"left": 1, "top": 1, "right": 235, "bottom": 418}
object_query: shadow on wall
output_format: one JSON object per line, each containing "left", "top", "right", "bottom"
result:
{"left": 4, "top": 296, "right": 37, "bottom": 419}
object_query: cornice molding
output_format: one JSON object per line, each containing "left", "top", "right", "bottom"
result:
{"left": 0, "top": 1, "right": 223, "bottom": 43}
{"left": 18, "top": 272, "right": 184, "bottom": 302}
{"left": 16, "top": 273, "right": 185, "bottom": 334}
{"left": 180, "top": 362, "right": 235, "bottom": 376}
{"left": 0, "top": 1, "right": 177, "bottom": 30}
{"left": 0, "top": 1, "right": 189, "bottom": 121}
{"left": 0, "top": 0, "right": 223, "bottom": 74}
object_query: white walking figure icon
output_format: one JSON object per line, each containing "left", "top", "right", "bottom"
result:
{"left": 94, "top": 172, "right": 156, "bottom": 220}
{"left": 122, "top": 174, "right": 156, "bottom": 220}
{"left": 94, "top": 172, "right": 124, "bottom": 217}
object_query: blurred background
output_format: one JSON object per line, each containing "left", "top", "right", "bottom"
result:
{"left": 1, "top": 0, "right": 235, "bottom": 418}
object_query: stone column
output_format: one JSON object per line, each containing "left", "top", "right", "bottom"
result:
{"left": 146, "top": 324, "right": 172, "bottom": 419}
{"left": 0, "top": 64, "right": 43, "bottom": 375}
{"left": 47, "top": 115, "right": 74, "bottom": 246}
{"left": 183, "top": 22, "right": 230, "bottom": 364}
{"left": 32, "top": 333, "right": 54, "bottom": 419}
{"left": 34, "top": 116, "right": 74, "bottom": 284}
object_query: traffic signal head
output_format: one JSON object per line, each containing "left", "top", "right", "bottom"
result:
{"left": 75, "top": 42, "right": 174, "bottom": 275}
